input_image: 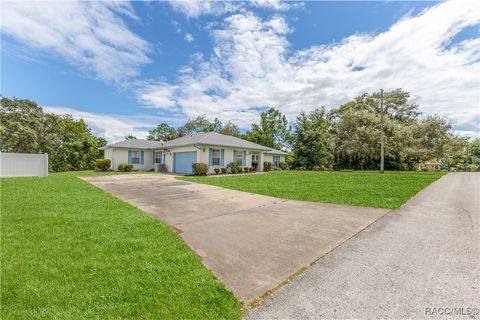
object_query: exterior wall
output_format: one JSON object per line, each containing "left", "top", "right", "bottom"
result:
{"left": 0, "top": 152, "right": 49, "bottom": 177}
{"left": 105, "top": 148, "right": 155, "bottom": 171}
{"left": 199, "top": 145, "right": 255, "bottom": 174}
{"left": 105, "top": 146, "right": 287, "bottom": 173}
{"left": 263, "top": 154, "right": 286, "bottom": 167}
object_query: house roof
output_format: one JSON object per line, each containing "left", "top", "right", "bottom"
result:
{"left": 265, "top": 148, "right": 289, "bottom": 155}
{"left": 163, "top": 132, "right": 271, "bottom": 151}
{"left": 99, "top": 139, "right": 163, "bottom": 150}
{"left": 101, "top": 132, "right": 289, "bottom": 153}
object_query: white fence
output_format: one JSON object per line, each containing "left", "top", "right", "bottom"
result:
{"left": 0, "top": 153, "right": 49, "bottom": 177}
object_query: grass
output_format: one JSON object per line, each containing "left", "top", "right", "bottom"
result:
{"left": 180, "top": 170, "right": 446, "bottom": 209}
{"left": 1, "top": 171, "right": 241, "bottom": 319}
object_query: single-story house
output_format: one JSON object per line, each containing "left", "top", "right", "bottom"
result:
{"left": 100, "top": 132, "right": 288, "bottom": 174}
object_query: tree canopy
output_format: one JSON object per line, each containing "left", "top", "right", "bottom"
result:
{"left": 1, "top": 97, "right": 106, "bottom": 172}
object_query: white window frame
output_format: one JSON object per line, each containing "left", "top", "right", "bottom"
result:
{"left": 131, "top": 151, "right": 140, "bottom": 164}
{"left": 252, "top": 154, "right": 259, "bottom": 162}
{"left": 212, "top": 149, "right": 221, "bottom": 166}
{"left": 154, "top": 151, "right": 163, "bottom": 164}
{"left": 234, "top": 151, "right": 243, "bottom": 165}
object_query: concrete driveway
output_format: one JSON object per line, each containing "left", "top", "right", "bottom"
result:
{"left": 246, "top": 173, "right": 479, "bottom": 319}
{"left": 82, "top": 174, "right": 388, "bottom": 303}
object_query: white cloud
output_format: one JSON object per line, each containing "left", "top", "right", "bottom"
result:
{"left": 1, "top": 1, "right": 151, "bottom": 83}
{"left": 140, "top": 0, "right": 480, "bottom": 135}
{"left": 136, "top": 81, "right": 179, "bottom": 110}
{"left": 250, "top": 0, "right": 303, "bottom": 11}
{"left": 43, "top": 106, "right": 166, "bottom": 143}
{"left": 168, "top": 1, "right": 243, "bottom": 18}
{"left": 184, "top": 33, "right": 194, "bottom": 42}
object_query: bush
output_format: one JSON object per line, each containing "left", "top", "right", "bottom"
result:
{"left": 467, "top": 164, "right": 479, "bottom": 172}
{"left": 95, "top": 159, "right": 111, "bottom": 171}
{"left": 279, "top": 162, "right": 288, "bottom": 170}
{"left": 226, "top": 161, "right": 241, "bottom": 174}
{"left": 221, "top": 168, "right": 227, "bottom": 174}
{"left": 252, "top": 161, "right": 258, "bottom": 171}
{"left": 214, "top": 168, "right": 220, "bottom": 175}
{"left": 192, "top": 163, "right": 209, "bottom": 176}
{"left": 118, "top": 163, "right": 133, "bottom": 172}
{"left": 263, "top": 161, "right": 273, "bottom": 172}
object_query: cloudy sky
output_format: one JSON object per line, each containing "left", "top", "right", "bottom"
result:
{"left": 1, "top": 0, "right": 479, "bottom": 142}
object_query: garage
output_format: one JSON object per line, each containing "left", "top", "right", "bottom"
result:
{"left": 174, "top": 151, "right": 197, "bottom": 174}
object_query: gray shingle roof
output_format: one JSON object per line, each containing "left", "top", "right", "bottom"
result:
{"left": 265, "top": 148, "right": 289, "bottom": 155}
{"left": 101, "top": 132, "right": 289, "bottom": 154}
{"left": 163, "top": 132, "right": 271, "bottom": 151}
{"left": 99, "top": 139, "right": 163, "bottom": 150}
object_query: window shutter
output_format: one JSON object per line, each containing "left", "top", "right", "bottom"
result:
{"left": 153, "top": 152, "right": 155, "bottom": 164}
{"left": 242, "top": 151, "right": 246, "bottom": 167}
{"left": 141, "top": 151, "right": 144, "bottom": 164}
{"left": 128, "top": 150, "right": 132, "bottom": 164}
{"left": 209, "top": 148, "right": 213, "bottom": 165}
{"left": 221, "top": 149, "right": 225, "bottom": 166}
{"left": 233, "top": 150, "right": 236, "bottom": 162}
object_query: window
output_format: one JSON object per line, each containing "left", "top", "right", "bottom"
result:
{"left": 154, "top": 151, "right": 163, "bottom": 164}
{"left": 234, "top": 151, "right": 243, "bottom": 165}
{"left": 131, "top": 151, "right": 140, "bottom": 164}
{"left": 252, "top": 154, "right": 259, "bottom": 162}
{"left": 212, "top": 149, "right": 220, "bottom": 166}
{"left": 273, "top": 155, "right": 280, "bottom": 167}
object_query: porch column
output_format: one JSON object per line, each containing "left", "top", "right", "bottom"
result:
{"left": 258, "top": 153, "right": 264, "bottom": 172}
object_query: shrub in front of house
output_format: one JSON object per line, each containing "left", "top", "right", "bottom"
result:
{"left": 263, "top": 161, "right": 273, "bottom": 172}
{"left": 279, "top": 162, "right": 288, "bottom": 170}
{"left": 214, "top": 168, "right": 220, "bottom": 175}
{"left": 226, "top": 161, "right": 241, "bottom": 174}
{"left": 251, "top": 161, "right": 258, "bottom": 171}
{"left": 95, "top": 159, "right": 111, "bottom": 171}
{"left": 221, "top": 168, "right": 227, "bottom": 174}
{"left": 118, "top": 163, "right": 133, "bottom": 172}
{"left": 192, "top": 163, "right": 208, "bottom": 176}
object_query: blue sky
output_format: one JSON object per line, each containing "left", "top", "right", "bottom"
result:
{"left": 1, "top": 0, "right": 479, "bottom": 141}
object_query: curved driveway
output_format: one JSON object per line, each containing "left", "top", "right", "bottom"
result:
{"left": 246, "top": 173, "right": 479, "bottom": 319}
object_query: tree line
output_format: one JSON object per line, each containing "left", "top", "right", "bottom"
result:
{"left": 146, "top": 89, "right": 479, "bottom": 171}
{"left": 1, "top": 97, "right": 106, "bottom": 171}
{"left": 2, "top": 90, "right": 479, "bottom": 172}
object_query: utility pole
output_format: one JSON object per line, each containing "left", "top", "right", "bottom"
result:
{"left": 380, "top": 89, "right": 385, "bottom": 174}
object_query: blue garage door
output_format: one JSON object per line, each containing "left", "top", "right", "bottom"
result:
{"left": 174, "top": 151, "right": 197, "bottom": 174}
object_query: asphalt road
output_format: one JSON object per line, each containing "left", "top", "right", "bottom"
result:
{"left": 246, "top": 173, "right": 479, "bottom": 319}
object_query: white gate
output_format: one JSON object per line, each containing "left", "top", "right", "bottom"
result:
{"left": 0, "top": 153, "right": 49, "bottom": 177}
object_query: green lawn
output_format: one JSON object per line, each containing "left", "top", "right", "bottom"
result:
{"left": 1, "top": 171, "right": 241, "bottom": 319}
{"left": 180, "top": 171, "right": 446, "bottom": 209}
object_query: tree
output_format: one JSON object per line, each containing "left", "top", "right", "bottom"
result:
{"left": 147, "top": 123, "right": 179, "bottom": 141}
{"left": 245, "top": 107, "right": 290, "bottom": 150}
{"left": 332, "top": 89, "right": 433, "bottom": 170}
{"left": 292, "top": 108, "right": 334, "bottom": 169}
{"left": 125, "top": 135, "right": 137, "bottom": 140}
{"left": 219, "top": 121, "right": 240, "bottom": 137}
{"left": 1, "top": 97, "right": 106, "bottom": 172}
{"left": 182, "top": 115, "right": 213, "bottom": 134}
